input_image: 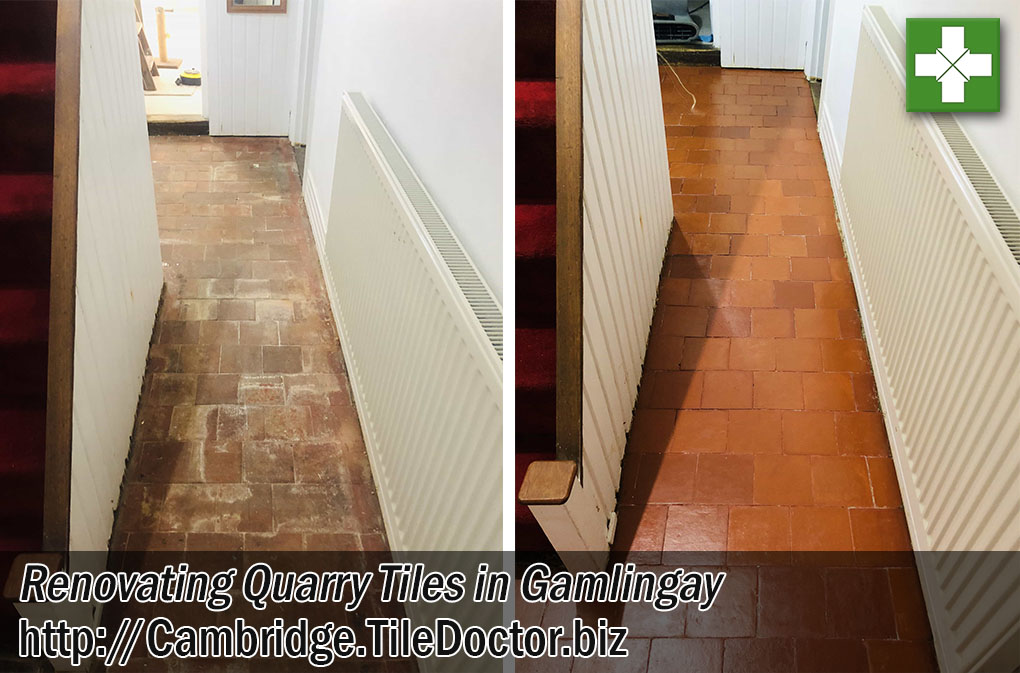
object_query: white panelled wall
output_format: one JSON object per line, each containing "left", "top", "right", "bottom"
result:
{"left": 580, "top": 0, "right": 673, "bottom": 550}
{"left": 204, "top": 0, "right": 299, "bottom": 136}
{"left": 712, "top": 0, "right": 815, "bottom": 69}
{"left": 71, "top": 0, "right": 164, "bottom": 551}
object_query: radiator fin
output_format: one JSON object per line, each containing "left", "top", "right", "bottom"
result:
{"left": 348, "top": 93, "right": 503, "bottom": 359}
{"left": 837, "top": 8, "right": 1020, "bottom": 672}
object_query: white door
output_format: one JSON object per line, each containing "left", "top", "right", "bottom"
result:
{"left": 712, "top": 0, "right": 815, "bottom": 69}
{"left": 204, "top": 0, "right": 297, "bottom": 136}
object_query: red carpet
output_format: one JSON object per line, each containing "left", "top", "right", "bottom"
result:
{"left": 515, "top": 0, "right": 556, "bottom": 551}
{"left": 0, "top": 0, "right": 56, "bottom": 647}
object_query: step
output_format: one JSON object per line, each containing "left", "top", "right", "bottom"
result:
{"left": 0, "top": 1, "right": 57, "bottom": 63}
{"left": 515, "top": 0, "right": 555, "bottom": 81}
{"left": 0, "top": 289, "right": 50, "bottom": 344}
{"left": 515, "top": 125, "right": 556, "bottom": 203}
{"left": 0, "top": 175, "right": 52, "bottom": 218}
{"left": 516, "top": 80, "right": 555, "bottom": 128}
{"left": 516, "top": 327, "right": 555, "bottom": 391}
{"left": 0, "top": 63, "right": 55, "bottom": 96}
{"left": 515, "top": 204, "right": 555, "bottom": 259}
{"left": 0, "top": 219, "right": 51, "bottom": 286}
{"left": 515, "top": 257, "right": 555, "bottom": 328}
{"left": 0, "top": 94, "right": 55, "bottom": 174}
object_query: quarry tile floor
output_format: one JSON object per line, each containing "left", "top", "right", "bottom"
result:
{"left": 520, "top": 67, "right": 938, "bottom": 673}
{"left": 110, "top": 137, "right": 388, "bottom": 555}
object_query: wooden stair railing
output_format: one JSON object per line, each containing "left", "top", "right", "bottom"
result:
{"left": 41, "top": 0, "right": 80, "bottom": 556}
{"left": 555, "top": 0, "right": 583, "bottom": 475}
{"left": 519, "top": 0, "right": 606, "bottom": 571}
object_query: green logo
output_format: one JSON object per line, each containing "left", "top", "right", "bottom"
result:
{"left": 906, "top": 18, "right": 1000, "bottom": 112}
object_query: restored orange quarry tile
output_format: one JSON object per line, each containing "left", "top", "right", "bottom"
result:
{"left": 610, "top": 75, "right": 928, "bottom": 666}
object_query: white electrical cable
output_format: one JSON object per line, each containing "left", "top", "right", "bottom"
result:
{"left": 657, "top": 50, "right": 697, "bottom": 112}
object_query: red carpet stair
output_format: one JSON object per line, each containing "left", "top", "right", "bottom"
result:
{"left": 0, "top": 0, "right": 57, "bottom": 652}
{"left": 515, "top": 0, "right": 556, "bottom": 551}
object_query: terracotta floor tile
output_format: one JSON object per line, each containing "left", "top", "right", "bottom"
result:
{"left": 710, "top": 256, "right": 752, "bottom": 281}
{"left": 722, "top": 638, "right": 795, "bottom": 673}
{"left": 782, "top": 411, "right": 837, "bottom": 455}
{"left": 640, "top": 453, "right": 698, "bottom": 504}
{"left": 753, "top": 455, "right": 813, "bottom": 505}
{"left": 802, "top": 372, "right": 856, "bottom": 411}
{"left": 649, "top": 638, "right": 723, "bottom": 673}
{"left": 681, "top": 337, "right": 731, "bottom": 370}
{"left": 850, "top": 508, "right": 912, "bottom": 551}
{"left": 729, "top": 338, "right": 776, "bottom": 371}
{"left": 791, "top": 257, "right": 831, "bottom": 281}
{"left": 867, "top": 457, "right": 903, "bottom": 508}
{"left": 753, "top": 371, "right": 804, "bottom": 409}
{"left": 109, "top": 138, "right": 387, "bottom": 554}
{"left": 775, "top": 338, "right": 822, "bottom": 371}
{"left": 695, "top": 454, "right": 754, "bottom": 504}
{"left": 727, "top": 506, "right": 790, "bottom": 550}
{"left": 866, "top": 640, "right": 938, "bottom": 673}
{"left": 826, "top": 567, "right": 897, "bottom": 639}
{"left": 758, "top": 566, "right": 826, "bottom": 638}
{"left": 650, "top": 370, "right": 704, "bottom": 409}
{"left": 645, "top": 332, "right": 686, "bottom": 370}
{"left": 702, "top": 370, "right": 753, "bottom": 409}
{"left": 821, "top": 339, "right": 870, "bottom": 372}
{"left": 751, "top": 256, "right": 791, "bottom": 280}
{"left": 790, "top": 507, "right": 853, "bottom": 551}
{"left": 671, "top": 410, "right": 728, "bottom": 452}
{"left": 751, "top": 308, "right": 794, "bottom": 337}
{"left": 663, "top": 504, "right": 728, "bottom": 551}
{"left": 812, "top": 456, "right": 873, "bottom": 506}
{"left": 795, "top": 638, "right": 869, "bottom": 672}
{"left": 628, "top": 409, "right": 677, "bottom": 454}
{"left": 727, "top": 409, "right": 783, "bottom": 453}
{"left": 794, "top": 308, "right": 841, "bottom": 338}
{"left": 887, "top": 568, "right": 934, "bottom": 641}
{"left": 835, "top": 412, "right": 889, "bottom": 455}
{"left": 686, "top": 566, "right": 756, "bottom": 637}
{"left": 615, "top": 505, "right": 668, "bottom": 552}
{"left": 707, "top": 307, "right": 752, "bottom": 337}
{"left": 661, "top": 305, "right": 710, "bottom": 336}
{"left": 774, "top": 281, "right": 815, "bottom": 308}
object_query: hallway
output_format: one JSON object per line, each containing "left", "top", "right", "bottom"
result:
{"left": 111, "top": 137, "right": 387, "bottom": 553}
{"left": 605, "top": 66, "right": 938, "bottom": 672}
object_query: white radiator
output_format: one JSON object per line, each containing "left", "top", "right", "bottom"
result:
{"left": 315, "top": 93, "right": 502, "bottom": 552}
{"left": 834, "top": 8, "right": 1020, "bottom": 673}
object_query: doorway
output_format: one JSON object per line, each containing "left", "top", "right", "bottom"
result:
{"left": 138, "top": 0, "right": 205, "bottom": 123}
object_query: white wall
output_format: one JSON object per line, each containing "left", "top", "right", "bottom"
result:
{"left": 582, "top": 0, "right": 673, "bottom": 535}
{"left": 71, "top": 0, "right": 163, "bottom": 551}
{"left": 819, "top": 0, "right": 1019, "bottom": 206}
{"left": 204, "top": 0, "right": 298, "bottom": 136}
{"left": 301, "top": 0, "right": 502, "bottom": 299}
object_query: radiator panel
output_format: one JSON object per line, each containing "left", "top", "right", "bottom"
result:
{"left": 838, "top": 9, "right": 1020, "bottom": 672}
{"left": 319, "top": 93, "right": 502, "bottom": 552}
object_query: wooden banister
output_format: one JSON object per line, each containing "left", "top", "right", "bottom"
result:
{"left": 555, "top": 0, "right": 583, "bottom": 476}
{"left": 42, "top": 0, "right": 81, "bottom": 553}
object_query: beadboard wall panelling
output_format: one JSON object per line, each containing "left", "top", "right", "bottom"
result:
{"left": 205, "top": 0, "right": 297, "bottom": 136}
{"left": 582, "top": 0, "right": 673, "bottom": 533}
{"left": 70, "top": 0, "right": 163, "bottom": 551}
{"left": 713, "top": 0, "right": 813, "bottom": 69}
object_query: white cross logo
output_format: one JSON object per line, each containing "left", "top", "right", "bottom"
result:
{"left": 915, "top": 26, "right": 992, "bottom": 103}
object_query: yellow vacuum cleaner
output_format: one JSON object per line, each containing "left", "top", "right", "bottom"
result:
{"left": 175, "top": 69, "right": 201, "bottom": 86}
